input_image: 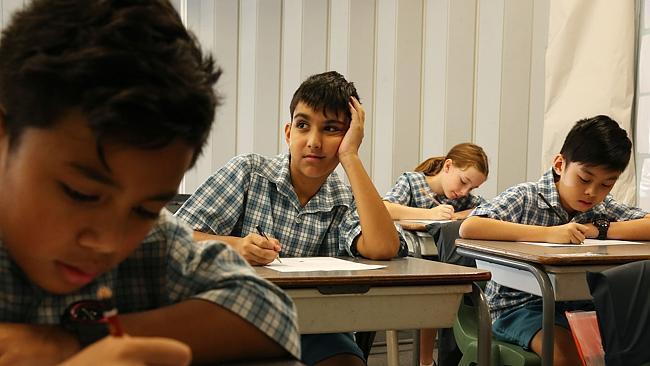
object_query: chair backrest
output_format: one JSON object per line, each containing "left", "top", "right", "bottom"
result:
{"left": 587, "top": 260, "right": 650, "bottom": 366}
{"left": 164, "top": 193, "right": 191, "bottom": 214}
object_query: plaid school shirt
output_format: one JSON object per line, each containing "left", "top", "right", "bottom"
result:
{"left": 470, "top": 169, "right": 647, "bottom": 321}
{"left": 384, "top": 171, "right": 485, "bottom": 211}
{"left": 0, "top": 210, "right": 300, "bottom": 359}
{"left": 176, "top": 153, "right": 366, "bottom": 257}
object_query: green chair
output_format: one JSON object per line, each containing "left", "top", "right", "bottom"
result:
{"left": 453, "top": 292, "right": 541, "bottom": 366}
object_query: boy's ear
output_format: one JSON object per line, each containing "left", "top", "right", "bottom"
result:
{"left": 284, "top": 122, "right": 291, "bottom": 146}
{"left": 552, "top": 154, "right": 565, "bottom": 175}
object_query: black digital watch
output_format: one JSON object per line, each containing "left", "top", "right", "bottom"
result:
{"left": 593, "top": 217, "right": 610, "bottom": 240}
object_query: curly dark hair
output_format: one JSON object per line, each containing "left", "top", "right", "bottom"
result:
{"left": 0, "top": 0, "right": 221, "bottom": 166}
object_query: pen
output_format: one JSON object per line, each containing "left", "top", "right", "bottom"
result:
{"left": 97, "top": 286, "right": 123, "bottom": 337}
{"left": 256, "top": 225, "right": 282, "bottom": 263}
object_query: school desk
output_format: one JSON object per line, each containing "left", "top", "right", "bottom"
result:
{"left": 455, "top": 239, "right": 650, "bottom": 366}
{"left": 255, "top": 257, "right": 491, "bottom": 366}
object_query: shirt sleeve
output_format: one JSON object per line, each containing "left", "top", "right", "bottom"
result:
{"left": 602, "top": 195, "right": 648, "bottom": 221}
{"left": 174, "top": 155, "right": 252, "bottom": 234}
{"left": 470, "top": 184, "right": 528, "bottom": 223}
{"left": 383, "top": 173, "right": 412, "bottom": 205}
{"left": 157, "top": 214, "right": 301, "bottom": 359}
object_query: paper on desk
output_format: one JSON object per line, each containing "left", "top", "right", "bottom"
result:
{"left": 265, "top": 257, "right": 386, "bottom": 272}
{"left": 523, "top": 239, "right": 646, "bottom": 247}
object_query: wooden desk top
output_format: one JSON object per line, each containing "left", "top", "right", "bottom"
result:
{"left": 456, "top": 238, "right": 650, "bottom": 265}
{"left": 254, "top": 257, "right": 490, "bottom": 288}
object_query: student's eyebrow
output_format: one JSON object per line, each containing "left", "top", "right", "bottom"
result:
{"left": 68, "top": 162, "right": 118, "bottom": 187}
{"left": 292, "top": 113, "right": 311, "bottom": 121}
{"left": 69, "top": 162, "right": 178, "bottom": 202}
{"left": 581, "top": 168, "right": 619, "bottom": 181}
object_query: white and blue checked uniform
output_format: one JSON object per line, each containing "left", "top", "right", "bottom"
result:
{"left": 0, "top": 210, "right": 300, "bottom": 359}
{"left": 384, "top": 171, "right": 485, "bottom": 210}
{"left": 176, "top": 153, "right": 373, "bottom": 257}
{"left": 470, "top": 169, "right": 647, "bottom": 321}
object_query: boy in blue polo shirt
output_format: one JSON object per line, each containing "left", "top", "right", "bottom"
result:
{"left": 0, "top": 0, "right": 299, "bottom": 364}
{"left": 460, "top": 115, "right": 650, "bottom": 366}
{"left": 176, "top": 71, "right": 402, "bottom": 365}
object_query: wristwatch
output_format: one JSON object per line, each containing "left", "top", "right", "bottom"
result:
{"left": 61, "top": 299, "right": 110, "bottom": 347}
{"left": 593, "top": 217, "right": 610, "bottom": 240}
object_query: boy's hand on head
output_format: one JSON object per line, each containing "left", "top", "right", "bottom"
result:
{"left": 59, "top": 335, "right": 191, "bottom": 366}
{"left": 236, "top": 233, "right": 282, "bottom": 266}
{"left": 338, "top": 97, "right": 365, "bottom": 164}
{"left": 430, "top": 204, "right": 454, "bottom": 220}
{"left": 0, "top": 323, "right": 80, "bottom": 365}
{"left": 546, "top": 223, "right": 589, "bottom": 244}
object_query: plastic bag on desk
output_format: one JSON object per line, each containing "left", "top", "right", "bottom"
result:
{"left": 566, "top": 310, "right": 605, "bottom": 366}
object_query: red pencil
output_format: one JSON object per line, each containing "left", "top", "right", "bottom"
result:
{"left": 97, "top": 286, "right": 124, "bottom": 337}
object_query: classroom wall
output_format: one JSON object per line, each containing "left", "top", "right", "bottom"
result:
{"left": 0, "top": 0, "right": 550, "bottom": 200}
{"left": 170, "top": 0, "right": 550, "bottom": 200}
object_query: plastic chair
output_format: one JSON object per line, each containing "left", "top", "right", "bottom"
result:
{"left": 453, "top": 285, "right": 541, "bottom": 366}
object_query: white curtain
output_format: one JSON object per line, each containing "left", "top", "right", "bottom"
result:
{"left": 543, "top": 0, "right": 636, "bottom": 204}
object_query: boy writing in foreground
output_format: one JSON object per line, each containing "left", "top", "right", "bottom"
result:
{"left": 176, "top": 71, "right": 403, "bottom": 365}
{"left": 460, "top": 115, "right": 650, "bottom": 366}
{"left": 0, "top": 0, "right": 299, "bottom": 364}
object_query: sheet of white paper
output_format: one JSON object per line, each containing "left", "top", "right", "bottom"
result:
{"left": 265, "top": 257, "right": 386, "bottom": 272}
{"left": 523, "top": 239, "right": 646, "bottom": 247}
{"left": 397, "top": 219, "right": 453, "bottom": 225}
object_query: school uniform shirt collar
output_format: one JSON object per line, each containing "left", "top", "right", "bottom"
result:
{"left": 258, "top": 153, "right": 352, "bottom": 213}
{"left": 536, "top": 168, "right": 609, "bottom": 223}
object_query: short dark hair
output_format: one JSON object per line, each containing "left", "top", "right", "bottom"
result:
{"left": 560, "top": 115, "right": 632, "bottom": 172}
{"left": 289, "top": 71, "right": 360, "bottom": 122}
{"left": 0, "top": 0, "right": 221, "bottom": 167}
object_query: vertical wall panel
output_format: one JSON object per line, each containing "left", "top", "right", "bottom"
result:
{"left": 421, "top": 0, "right": 449, "bottom": 161}
{"left": 279, "top": 0, "right": 303, "bottom": 151}
{"left": 253, "top": 0, "right": 282, "bottom": 156}
{"left": 348, "top": 0, "right": 377, "bottom": 177}
{"left": 473, "top": 0, "right": 504, "bottom": 198}
{"left": 392, "top": 0, "right": 423, "bottom": 188}
{"left": 497, "top": 0, "right": 534, "bottom": 192}
{"left": 301, "top": 0, "right": 328, "bottom": 79}
{"left": 445, "top": 0, "right": 477, "bottom": 149}
{"left": 526, "top": 0, "right": 549, "bottom": 180}
{"left": 237, "top": 0, "right": 258, "bottom": 154}
{"left": 373, "top": 0, "right": 398, "bottom": 194}
{"left": 210, "top": 0, "right": 240, "bottom": 170}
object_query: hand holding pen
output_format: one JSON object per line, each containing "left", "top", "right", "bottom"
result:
{"left": 235, "top": 228, "right": 282, "bottom": 266}
{"left": 422, "top": 188, "right": 454, "bottom": 220}
{"left": 537, "top": 193, "right": 588, "bottom": 244}
{"left": 256, "top": 226, "right": 282, "bottom": 264}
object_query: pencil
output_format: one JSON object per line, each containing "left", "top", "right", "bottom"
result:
{"left": 537, "top": 193, "right": 564, "bottom": 222}
{"left": 537, "top": 192, "right": 583, "bottom": 244}
{"left": 256, "top": 225, "right": 282, "bottom": 263}
{"left": 97, "top": 286, "right": 124, "bottom": 337}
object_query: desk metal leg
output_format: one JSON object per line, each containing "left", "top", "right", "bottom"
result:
{"left": 457, "top": 248, "right": 555, "bottom": 366}
{"left": 470, "top": 282, "right": 492, "bottom": 366}
{"left": 386, "top": 330, "right": 400, "bottom": 366}
{"left": 412, "top": 329, "right": 421, "bottom": 366}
